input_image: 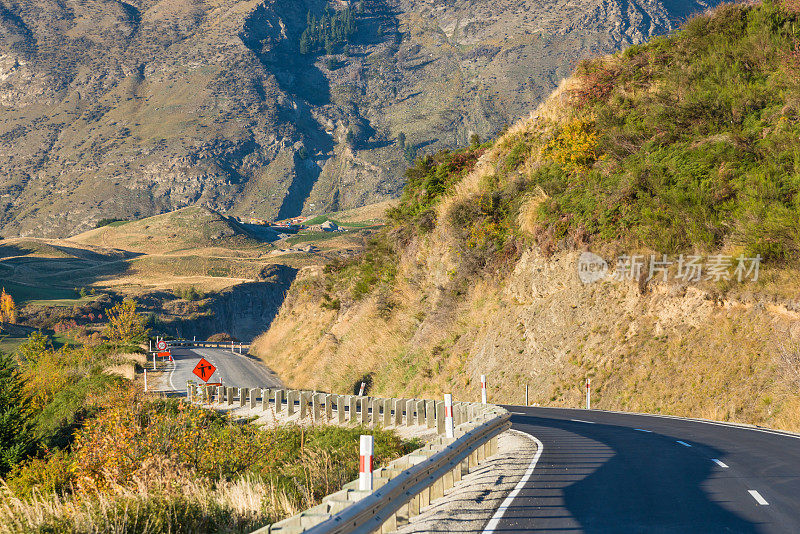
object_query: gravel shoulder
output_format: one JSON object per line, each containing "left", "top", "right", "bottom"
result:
{"left": 395, "top": 429, "right": 538, "bottom": 534}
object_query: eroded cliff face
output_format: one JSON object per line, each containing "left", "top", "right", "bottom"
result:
{"left": 0, "top": 0, "right": 718, "bottom": 237}
{"left": 156, "top": 265, "right": 298, "bottom": 342}
{"left": 252, "top": 243, "right": 800, "bottom": 431}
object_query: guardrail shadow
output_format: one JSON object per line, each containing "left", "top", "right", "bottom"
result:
{"left": 500, "top": 414, "right": 759, "bottom": 533}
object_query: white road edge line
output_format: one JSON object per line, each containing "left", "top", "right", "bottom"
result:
{"left": 676, "top": 440, "right": 691, "bottom": 447}
{"left": 482, "top": 430, "right": 544, "bottom": 534}
{"left": 570, "top": 419, "right": 596, "bottom": 424}
{"left": 634, "top": 429, "right": 652, "bottom": 433}
{"left": 167, "top": 353, "right": 179, "bottom": 391}
{"left": 711, "top": 459, "right": 729, "bottom": 468}
{"left": 748, "top": 490, "right": 769, "bottom": 505}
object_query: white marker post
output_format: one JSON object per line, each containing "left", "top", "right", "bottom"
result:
{"left": 586, "top": 378, "right": 591, "bottom": 410}
{"left": 144, "top": 369, "right": 148, "bottom": 392}
{"left": 359, "top": 435, "right": 374, "bottom": 491}
{"left": 358, "top": 382, "right": 366, "bottom": 396}
{"left": 153, "top": 352, "right": 156, "bottom": 370}
{"left": 481, "top": 374, "right": 487, "bottom": 404}
{"left": 149, "top": 339, "right": 152, "bottom": 352}
{"left": 444, "top": 393, "right": 454, "bottom": 438}
{"left": 525, "top": 384, "right": 529, "bottom": 406}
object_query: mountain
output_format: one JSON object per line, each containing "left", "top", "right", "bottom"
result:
{"left": 0, "top": 0, "right": 718, "bottom": 238}
{"left": 251, "top": 1, "right": 800, "bottom": 431}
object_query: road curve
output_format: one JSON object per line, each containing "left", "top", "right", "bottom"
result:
{"left": 487, "top": 406, "right": 800, "bottom": 533}
{"left": 156, "top": 346, "right": 282, "bottom": 392}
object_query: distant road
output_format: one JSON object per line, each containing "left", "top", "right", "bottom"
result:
{"left": 488, "top": 406, "right": 800, "bottom": 533}
{"left": 157, "top": 346, "right": 283, "bottom": 392}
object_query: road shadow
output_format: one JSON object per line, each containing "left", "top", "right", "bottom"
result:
{"left": 502, "top": 414, "right": 759, "bottom": 533}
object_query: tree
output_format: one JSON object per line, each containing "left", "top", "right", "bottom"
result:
{"left": 300, "top": 29, "right": 311, "bottom": 55}
{"left": 470, "top": 133, "right": 481, "bottom": 147}
{"left": 0, "top": 351, "right": 34, "bottom": 475}
{"left": 0, "top": 288, "right": 16, "bottom": 323}
{"left": 104, "top": 299, "right": 149, "bottom": 345}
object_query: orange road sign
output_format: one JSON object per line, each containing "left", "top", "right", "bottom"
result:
{"left": 157, "top": 351, "right": 171, "bottom": 358}
{"left": 192, "top": 358, "right": 216, "bottom": 382}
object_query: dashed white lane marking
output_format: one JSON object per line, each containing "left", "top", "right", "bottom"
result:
{"left": 635, "top": 428, "right": 652, "bottom": 433}
{"left": 510, "top": 412, "right": 528, "bottom": 415}
{"left": 748, "top": 490, "right": 769, "bottom": 505}
{"left": 570, "top": 419, "right": 596, "bottom": 424}
{"left": 711, "top": 459, "right": 729, "bottom": 468}
{"left": 676, "top": 440, "right": 692, "bottom": 447}
{"left": 482, "top": 430, "right": 544, "bottom": 534}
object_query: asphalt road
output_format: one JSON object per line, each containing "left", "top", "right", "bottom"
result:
{"left": 487, "top": 406, "right": 800, "bottom": 533}
{"left": 156, "top": 346, "right": 282, "bottom": 392}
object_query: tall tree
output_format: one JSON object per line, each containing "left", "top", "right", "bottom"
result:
{"left": 0, "top": 351, "right": 34, "bottom": 475}
{"left": 0, "top": 288, "right": 16, "bottom": 323}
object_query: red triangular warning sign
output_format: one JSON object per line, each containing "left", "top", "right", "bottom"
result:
{"left": 192, "top": 358, "right": 216, "bottom": 382}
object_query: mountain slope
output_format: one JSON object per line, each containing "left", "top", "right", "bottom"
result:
{"left": 252, "top": 1, "right": 800, "bottom": 431}
{"left": 0, "top": 0, "right": 718, "bottom": 237}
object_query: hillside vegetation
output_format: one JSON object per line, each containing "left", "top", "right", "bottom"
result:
{"left": 253, "top": 1, "right": 800, "bottom": 431}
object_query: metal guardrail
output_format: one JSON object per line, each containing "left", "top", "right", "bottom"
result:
{"left": 186, "top": 383, "right": 511, "bottom": 534}
{"left": 304, "top": 410, "right": 511, "bottom": 534}
{"left": 167, "top": 339, "right": 250, "bottom": 350}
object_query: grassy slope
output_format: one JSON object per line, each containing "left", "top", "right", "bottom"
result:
{"left": 253, "top": 2, "right": 800, "bottom": 431}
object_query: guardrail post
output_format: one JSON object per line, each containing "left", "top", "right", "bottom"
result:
{"left": 300, "top": 392, "right": 309, "bottom": 419}
{"left": 240, "top": 388, "right": 248, "bottom": 407}
{"left": 217, "top": 385, "right": 224, "bottom": 404}
{"left": 426, "top": 400, "right": 436, "bottom": 428}
{"left": 359, "top": 397, "right": 368, "bottom": 425}
{"left": 436, "top": 402, "right": 444, "bottom": 434}
{"left": 348, "top": 395, "right": 357, "bottom": 423}
{"left": 273, "top": 389, "right": 283, "bottom": 413}
{"left": 371, "top": 398, "right": 381, "bottom": 428}
{"left": 186, "top": 382, "right": 193, "bottom": 402}
{"left": 394, "top": 399, "right": 403, "bottom": 426}
{"left": 249, "top": 388, "right": 257, "bottom": 410}
{"left": 337, "top": 395, "right": 346, "bottom": 424}
{"left": 405, "top": 399, "right": 414, "bottom": 426}
{"left": 312, "top": 394, "right": 321, "bottom": 422}
{"left": 416, "top": 400, "right": 425, "bottom": 425}
{"left": 287, "top": 391, "right": 296, "bottom": 416}
{"left": 324, "top": 394, "right": 333, "bottom": 420}
{"left": 383, "top": 399, "right": 392, "bottom": 427}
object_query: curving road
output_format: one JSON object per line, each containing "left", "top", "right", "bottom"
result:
{"left": 155, "top": 346, "right": 282, "bottom": 392}
{"left": 486, "top": 406, "right": 800, "bottom": 533}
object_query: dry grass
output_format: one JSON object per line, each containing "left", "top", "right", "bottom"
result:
{"left": 0, "top": 472, "right": 286, "bottom": 534}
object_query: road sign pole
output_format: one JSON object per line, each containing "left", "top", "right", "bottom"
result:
{"left": 359, "top": 435, "right": 374, "bottom": 491}
{"left": 144, "top": 369, "right": 148, "bottom": 392}
{"left": 444, "top": 394, "right": 454, "bottom": 438}
{"left": 153, "top": 352, "right": 156, "bottom": 370}
{"left": 586, "top": 378, "right": 591, "bottom": 410}
{"left": 480, "top": 374, "right": 487, "bottom": 404}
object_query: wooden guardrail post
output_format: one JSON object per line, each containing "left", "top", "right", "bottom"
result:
{"left": 359, "top": 397, "right": 368, "bottom": 425}
{"left": 383, "top": 399, "right": 392, "bottom": 427}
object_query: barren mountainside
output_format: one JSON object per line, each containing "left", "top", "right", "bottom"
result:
{"left": 0, "top": 0, "right": 717, "bottom": 237}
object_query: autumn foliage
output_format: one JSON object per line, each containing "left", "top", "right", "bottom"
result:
{"left": 0, "top": 288, "right": 16, "bottom": 323}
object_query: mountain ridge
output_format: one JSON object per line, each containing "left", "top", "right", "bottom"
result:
{"left": 0, "top": 0, "right": 718, "bottom": 238}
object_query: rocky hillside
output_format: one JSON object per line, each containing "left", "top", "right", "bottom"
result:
{"left": 0, "top": 0, "right": 718, "bottom": 237}
{"left": 252, "top": 1, "right": 800, "bottom": 431}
